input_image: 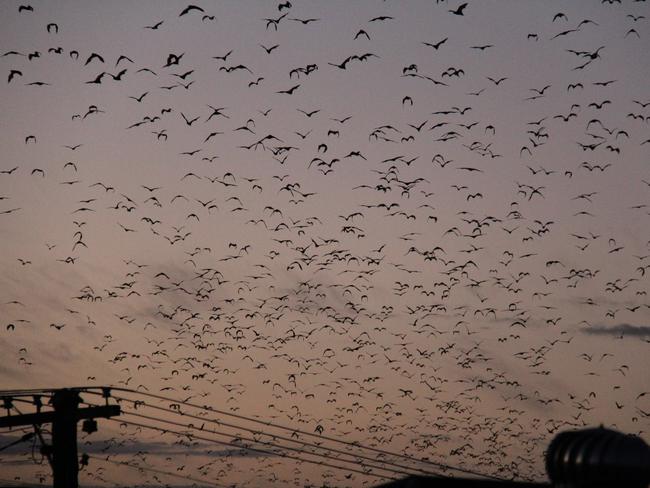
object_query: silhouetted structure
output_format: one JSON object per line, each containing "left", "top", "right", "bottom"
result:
{"left": 2, "top": 389, "right": 649, "bottom": 488}
{"left": 546, "top": 427, "right": 650, "bottom": 488}
{"left": 379, "top": 427, "right": 650, "bottom": 488}
{"left": 0, "top": 389, "right": 120, "bottom": 488}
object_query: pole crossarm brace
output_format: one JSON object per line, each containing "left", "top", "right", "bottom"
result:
{"left": 0, "top": 388, "right": 121, "bottom": 488}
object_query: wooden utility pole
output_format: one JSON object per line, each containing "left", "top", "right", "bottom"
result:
{"left": 0, "top": 388, "right": 120, "bottom": 488}
{"left": 51, "top": 389, "right": 80, "bottom": 488}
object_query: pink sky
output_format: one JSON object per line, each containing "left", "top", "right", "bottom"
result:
{"left": 1, "top": 1, "right": 649, "bottom": 486}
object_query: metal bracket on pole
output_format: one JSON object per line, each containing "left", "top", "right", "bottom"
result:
{"left": 0, "top": 388, "right": 120, "bottom": 488}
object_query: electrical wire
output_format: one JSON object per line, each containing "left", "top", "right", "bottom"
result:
{"left": 120, "top": 406, "right": 415, "bottom": 478}
{"left": 1, "top": 386, "right": 510, "bottom": 482}
{"left": 86, "top": 454, "right": 230, "bottom": 488}
{"left": 97, "top": 392, "right": 442, "bottom": 478}
{"left": 0, "top": 389, "right": 55, "bottom": 397}
{"left": 0, "top": 386, "right": 99, "bottom": 397}
{"left": 102, "top": 386, "right": 507, "bottom": 481}
{"left": 0, "top": 431, "right": 34, "bottom": 452}
{"left": 103, "top": 415, "right": 397, "bottom": 481}
{"left": 10, "top": 405, "right": 51, "bottom": 467}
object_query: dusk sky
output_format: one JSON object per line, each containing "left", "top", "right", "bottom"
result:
{"left": 1, "top": 0, "right": 649, "bottom": 486}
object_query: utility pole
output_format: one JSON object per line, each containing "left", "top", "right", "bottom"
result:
{"left": 0, "top": 388, "right": 120, "bottom": 488}
{"left": 51, "top": 389, "right": 80, "bottom": 488}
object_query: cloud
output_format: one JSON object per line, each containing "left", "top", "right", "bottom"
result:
{"left": 583, "top": 323, "right": 650, "bottom": 338}
{"left": 81, "top": 439, "right": 275, "bottom": 457}
{"left": 0, "top": 433, "right": 273, "bottom": 458}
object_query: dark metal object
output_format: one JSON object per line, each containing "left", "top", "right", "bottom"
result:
{"left": 1, "top": 389, "right": 648, "bottom": 488}
{"left": 0, "top": 389, "right": 120, "bottom": 488}
{"left": 377, "top": 427, "right": 650, "bottom": 487}
{"left": 545, "top": 427, "right": 650, "bottom": 488}
{"left": 51, "top": 390, "right": 80, "bottom": 488}
{"left": 81, "top": 418, "right": 98, "bottom": 434}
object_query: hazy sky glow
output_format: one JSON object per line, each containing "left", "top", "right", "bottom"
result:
{"left": 1, "top": 0, "right": 649, "bottom": 486}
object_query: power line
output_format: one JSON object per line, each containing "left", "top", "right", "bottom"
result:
{"left": 102, "top": 415, "right": 397, "bottom": 481}
{"left": 0, "top": 389, "right": 56, "bottom": 397}
{"left": 2, "top": 387, "right": 510, "bottom": 483}
{"left": 101, "top": 392, "right": 441, "bottom": 478}
{"left": 2, "top": 390, "right": 121, "bottom": 487}
{"left": 103, "top": 386, "right": 506, "bottom": 481}
{"left": 0, "top": 387, "right": 91, "bottom": 397}
{"left": 0, "top": 432, "right": 35, "bottom": 452}
{"left": 121, "top": 407, "right": 415, "bottom": 478}
{"left": 86, "top": 454, "right": 230, "bottom": 488}
{"left": 10, "top": 405, "right": 52, "bottom": 468}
